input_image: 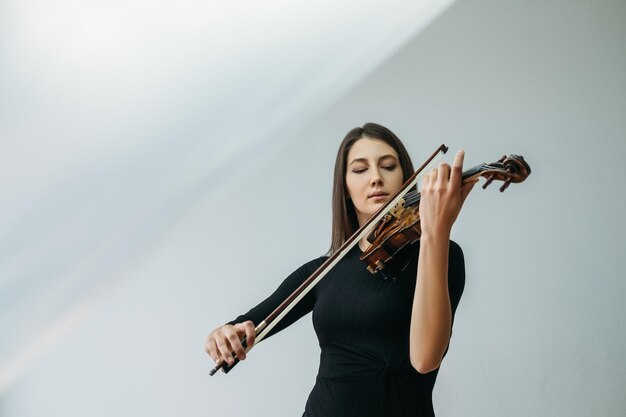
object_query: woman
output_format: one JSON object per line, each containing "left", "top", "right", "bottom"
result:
{"left": 204, "top": 123, "right": 477, "bottom": 416}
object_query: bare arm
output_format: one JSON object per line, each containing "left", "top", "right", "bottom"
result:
{"left": 409, "top": 150, "right": 476, "bottom": 373}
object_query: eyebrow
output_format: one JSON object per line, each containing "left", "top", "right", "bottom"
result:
{"left": 349, "top": 154, "right": 397, "bottom": 166}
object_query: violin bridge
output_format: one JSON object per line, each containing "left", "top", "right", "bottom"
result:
{"left": 389, "top": 199, "right": 406, "bottom": 218}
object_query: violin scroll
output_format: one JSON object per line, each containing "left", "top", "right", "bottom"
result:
{"left": 481, "top": 154, "right": 531, "bottom": 192}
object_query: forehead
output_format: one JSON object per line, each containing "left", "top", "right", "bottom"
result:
{"left": 347, "top": 137, "right": 398, "bottom": 162}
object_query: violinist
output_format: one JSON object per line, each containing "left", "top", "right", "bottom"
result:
{"left": 204, "top": 123, "right": 477, "bottom": 417}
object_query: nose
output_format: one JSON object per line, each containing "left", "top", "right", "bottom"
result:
{"left": 370, "top": 167, "right": 384, "bottom": 186}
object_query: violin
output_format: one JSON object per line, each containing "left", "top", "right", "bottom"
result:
{"left": 209, "top": 146, "right": 531, "bottom": 376}
{"left": 360, "top": 154, "right": 531, "bottom": 276}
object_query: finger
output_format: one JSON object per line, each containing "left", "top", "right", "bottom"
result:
{"left": 437, "top": 163, "right": 451, "bottom": 188}
{"left": 234, "top": 322, "right": 255, "bottom": 351}
{"left": 450, "top": 149, "right": 464, "bottom": 189}
{"left": 217, "top": 327, "right": 240, "bottom": 364}
{"left": 233, "top": 322, "right": 245, "bottom": 337}
{"left": 243, "top": 321, "right": 256, "bottom": 349}
{"left": 206, "top": 338, "right": 220, "bottom": 364}
{"left": 227, "top": 331, "right": 247, "bottom": 361}
{"left": 421, "top": 172, "right": 430, "bottom": 191}
{"left": 215, "top": 336, "right": 235, "bottom": 365}
{"left": 205, "top": 331, "right": 222, "bottom": 363}
{"left": 429, "top": 167, "right": 438, "bottom": 185}
{"left": 204, "top": 336, "right": 211, "bottom": 355}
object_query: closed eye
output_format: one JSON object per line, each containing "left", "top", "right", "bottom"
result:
{"left": 352, "top": 165, "right": 396, "bottom": 174}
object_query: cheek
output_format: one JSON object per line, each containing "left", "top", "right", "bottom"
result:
{"left": 388, "top": 171, "right": 404, "bottom": 193}
{"left": 345, "top": 175, "right": 364, "bottom": 199}
{"left": 395, "top": 172, "right": 404, "bottom": 187}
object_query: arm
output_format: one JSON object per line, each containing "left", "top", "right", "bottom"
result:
{"left": 409, "top": 150, "right": 475, "bottom": 374}
{"left": 204, "top": 256, "right": 326, "bottom": 366}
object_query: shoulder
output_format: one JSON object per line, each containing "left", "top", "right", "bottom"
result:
{"left": 293, "top": 254, "right": 329, "bottom": 277}
{"left": 305, "top": 254, "right": 329, "bottom": 270}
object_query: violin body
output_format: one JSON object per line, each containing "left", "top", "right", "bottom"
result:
{"left": 361, "top": 204, "right": 421, "bottom": 275}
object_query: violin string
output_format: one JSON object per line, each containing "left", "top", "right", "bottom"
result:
{"left": 398, "top": 163, "right": 489, "bottom": 212}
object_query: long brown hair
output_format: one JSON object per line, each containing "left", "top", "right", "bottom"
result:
{"left": 329, "top": 123, "right": 415, "bottom": 255}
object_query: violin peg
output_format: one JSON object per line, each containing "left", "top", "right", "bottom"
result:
{"left": 499, "top": 178, "right": 512, "bottom": 192}
{"left": 482, "top": 176, "right": 494, "bottom": 189}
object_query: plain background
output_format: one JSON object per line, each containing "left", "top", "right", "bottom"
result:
{"left": 2, "top": 0, "right": 626, "bottom": 416}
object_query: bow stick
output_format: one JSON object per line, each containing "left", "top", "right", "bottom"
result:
{"left": 210, "top": 144, "right": 449, "bottom": 376}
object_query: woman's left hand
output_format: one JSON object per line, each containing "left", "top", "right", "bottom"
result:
{"left": 419, "top": 149, "right": 477, "bottom": 238}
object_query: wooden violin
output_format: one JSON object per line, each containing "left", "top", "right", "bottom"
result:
{"left": 360, "top": 154, "right": 531, "bottom": 275}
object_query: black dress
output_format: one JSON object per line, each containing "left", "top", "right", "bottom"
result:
{"left": 227, "top": 240, "right": 465, "bottom": 417}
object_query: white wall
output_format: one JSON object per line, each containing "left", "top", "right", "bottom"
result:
{"left": 3, "top": 0, "right": 626, "bottom": 416}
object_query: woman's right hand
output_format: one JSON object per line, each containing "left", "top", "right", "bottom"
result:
{"left": 204, "top": 321, "right": 256, "bottom": 366}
